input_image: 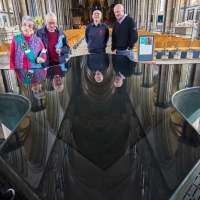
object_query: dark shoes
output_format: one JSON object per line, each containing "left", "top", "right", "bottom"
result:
{"left": 0, "top": 189, "right": 15, "bottom": 200}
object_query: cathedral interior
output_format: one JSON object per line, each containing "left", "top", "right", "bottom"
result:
{"left": 0, "top": 0, "right": 200, "bottom": 200}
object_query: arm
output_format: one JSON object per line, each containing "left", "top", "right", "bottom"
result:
{"left": 85, "top": 26, "right": 89, "bottom": 43}
{"left": 10, "top": 39, "right": 15, "bottom": 69}
{"left": 36, "top": 40, "right": 46, "bottom": 64}
{"left": 60, "top": 34, "right": 70, "bottom": 55}
{"left": 128, "top": 19, "right": 138, "bottom": 49}
{"left": 105, "top": 25, "right": 109, "bottom": 45}
{"left": 111, "top": 23, "right": 116, "bottom": 52}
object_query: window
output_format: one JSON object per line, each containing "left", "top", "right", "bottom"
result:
{"left": 196, "top": 9, "right": 200, "bottom": 20}
{"left": 0, "top": 0, "right": 5, "bottom": 11}
{"left": 187, "top": 9, "right": 194, "bottom": 20}
{"left": 2, "top": 16, "right": 7, "bottom": 26}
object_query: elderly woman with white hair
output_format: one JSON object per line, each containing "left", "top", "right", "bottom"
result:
{"left": 10, "top": 15, "right": 46, "bottom": 69}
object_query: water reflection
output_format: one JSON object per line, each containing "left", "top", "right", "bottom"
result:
{"left": 0, "top": 56, "right": 200, "bottom": 200}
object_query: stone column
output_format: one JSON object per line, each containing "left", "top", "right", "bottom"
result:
{"left": 155, "top": 64, "right": 174, "bottom": 108}
{"left": 172, "top": 0, "right": 181, "bottom": 30}
{"left": 165, "top": 0, "right": 173, "bottom": 32}
{"left": 152, "top": 0, "right": 160, "bottom": 29}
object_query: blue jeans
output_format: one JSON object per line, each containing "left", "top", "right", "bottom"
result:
{"left": 116, "top": 49, "right": 134, "bottom": 61}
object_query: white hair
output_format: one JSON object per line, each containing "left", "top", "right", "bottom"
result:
{"left": 22, "top": 16, "right": 34, "bottom": 26}
{"left": 45, "top": 12, "right": 57, "bottom": 21}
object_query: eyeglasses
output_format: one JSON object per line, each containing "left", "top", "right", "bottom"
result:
{"left": 47, "top": 21, "right": 56, "bottom": 25}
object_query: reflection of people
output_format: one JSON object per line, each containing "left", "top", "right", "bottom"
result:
{"left": 14, "top": 68, "right": 47, "bottom": 99}
{"left": 31, "top": 82, "right": 44, "bottom": 99}
{"left": 85, "top": 10, "right": 109, "bottom": 53}
{"left": 111, "top": 4, "right": 138, "bottom": 61}
{"left": 87, "top": 53, "right": 109, "bottom": 82}
{"left": 36, "top": 12, "right": 70, "bottom": 67}
{"left": 47, "top": 65, "right": 67, "bottom": 92}
{"left": 10, "top": 16, "right": 46, "bottom": 69}
{"left": 112, "top": 54, "right": 136, "bottom": 87}
{"left": 0, "top": 189, "right": 15, "bottom": 200}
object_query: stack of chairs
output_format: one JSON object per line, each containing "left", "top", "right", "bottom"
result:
{"left": 133, "top": 30, "right": 200, "bottom": 59}
{"left": 64, "top": 29, "right": 85, "bottom": 55}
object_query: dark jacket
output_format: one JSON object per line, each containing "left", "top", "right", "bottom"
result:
{"left": 36, "top": 26, "right": 70, "bottom": 67}
{"left": 85, "top": 23, "right": 109, "bottom": 53}
{"left": 87, "top": 53, "right": 109, "bottom": 72}
{"left": 112, "top": 54, "right": 136, "bottom": 77}
{"left": 112, "top": 16, "right": 138, "bottom": 51}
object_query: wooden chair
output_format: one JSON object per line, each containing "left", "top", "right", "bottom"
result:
{"left": 154, "top": 41, "right": 166, "bottom": 51}
{"left": 190, "top": 40, "right": 200, "bottom": 50}
{"left": 0, "top": 45, "right": 9, "bottom": 57}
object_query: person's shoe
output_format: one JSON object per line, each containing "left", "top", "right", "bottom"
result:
{"left": 1, "top": 189, "right": 15, "bottom": 200}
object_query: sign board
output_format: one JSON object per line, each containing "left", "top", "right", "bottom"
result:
{"left": 137, "top": 35, "right": 154, "bottom": 62}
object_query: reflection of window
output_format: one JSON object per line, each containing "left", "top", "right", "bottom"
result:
{"left": 196, "top": 9, "right": 200, "bottom": 20}
{"left": 187, "top": 9, "right": 194, "bottom": 20}
{"left": 0, "top": 0, "right": 5, "bottom": 11}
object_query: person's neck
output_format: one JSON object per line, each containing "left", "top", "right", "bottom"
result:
{"left": 94, "top": 21, "right": 100, "bottom": 26}
{"left": 46, "top": 26, "right": 56, "bottom": 32}
{"left": 22, "top": 33, "right": 32, "bottom": 38}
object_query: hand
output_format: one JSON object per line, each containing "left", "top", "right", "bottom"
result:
{"left": 37, "top": 57, "right": 45, "bottom": 63}
{"left": 112, "top": 49, "right": 116, "bottom": 54}
{"left": 55, "top": 48, "right": 61, "bottom": 55}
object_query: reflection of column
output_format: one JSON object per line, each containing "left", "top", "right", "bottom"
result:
{"left": 187, "top": 64, "right": 196, "bottom": 87}
{"left": 155, "top": 64, "right": 174, "bottom": 108}
{"left": 179, "top": 121, "right": 200, "bottom": 147}
{"left": 141, "top": 64, "right": 154, "bottom": 131}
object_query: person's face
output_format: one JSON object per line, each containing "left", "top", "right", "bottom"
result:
{"left": 114, "top": 75, "right": 123, "bottom": 87}
{"left": 46, "top": 17, "right": 57, "bottom": 31}
{"left": 53, "top": 76, "right": 64, "bottom": 92}
{"left": 21, "top": 21, "right": 34, "bottom": 36}
{"left": 95, "top": 70, "right": 103, "bottom": 83}
{"left": 31, "top": 83, "right": 42, "bottom": 94}
{"left": 92, "top": 10, "right": 102, "bottom": 23}
{"left": 114, "top": 5, "right": 124, "bottom": 20}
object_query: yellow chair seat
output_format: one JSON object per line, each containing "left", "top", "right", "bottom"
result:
{"left": 179, "top": 47, "right": 189, "bottom": 50}
{"left": 166, "top": 47, "right": 177, "bottom": 51}
{"left": 191, "top": 47, "right": 200, "bottom": 50}
{"left": 155, "top": 48, "right": 164, "bottom": 51}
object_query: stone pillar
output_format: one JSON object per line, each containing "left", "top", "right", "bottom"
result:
{"left": 155, "top": 64, "right": 174, "bottom": 108}
{"left": 19, "top": 0, "right": 28, "bottom": 16}
{"left": 147, "top": 0, "right": 153, "bottom": 30}
{"left": 152, "top": 0, "right": 160, "bottom": 29}
{"left": 172, "top": 0, "right": 181, "bottom": 28}
{"left": 137, "top": 0, "right": 141, "bottom": 29}
{"left": 165, "top": 0, "right": 173, "bottom": 32}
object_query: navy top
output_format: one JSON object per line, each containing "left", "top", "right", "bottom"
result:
{"left": 85, "top": 22, "right": 109, "bottom": 53}
{"left": 112, "top": 16, "right": 138, "bottom": 51}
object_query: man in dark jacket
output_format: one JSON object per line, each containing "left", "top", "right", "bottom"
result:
{"left": 36, "top": 12, "right": 70, "bottom": 67}
{"left": 85, "top": 10, "right": 109, "bottom": 53}
{"left": 112, "top": 4, "right": 138, "bottom": 61}
{"left": 112, "top": 54, "right": 136, "bottom": 87}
